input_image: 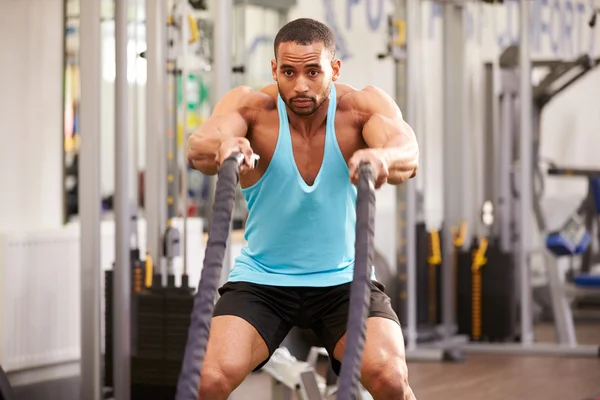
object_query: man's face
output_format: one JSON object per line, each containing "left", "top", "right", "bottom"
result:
{"left": 271, "top": 41, "right": 341, "bottom": 116}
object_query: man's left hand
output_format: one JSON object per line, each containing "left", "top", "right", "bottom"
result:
{"left": 348, "top": 149, "right": 389, "bottom": 189}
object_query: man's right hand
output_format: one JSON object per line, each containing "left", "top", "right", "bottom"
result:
{"left": 216, "top": 137, "right": 256, "bottom": 174}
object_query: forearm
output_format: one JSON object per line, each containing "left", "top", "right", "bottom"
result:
{"left": 379, "top": 140, "right": 419, "bottom": 185}
{"left": 187, "top": 127, "right": 225, "bottom": 176}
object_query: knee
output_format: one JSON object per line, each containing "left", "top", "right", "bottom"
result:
{"left": 363, "top": 358, "right": 412, "bottom": 398}
{"left": 197, "top": 366, "right": 235, "bottom": 400}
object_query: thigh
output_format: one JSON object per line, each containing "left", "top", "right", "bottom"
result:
{"left": 211, "top": 282, "right": 296, "bottom": 373}
{"left": 332, "top": 316, "right": 406, "bottom": 373}
{"left": 202, "top": 315, "right": 269, "bottom": 389}
{"left": 311, "top": 280, "right": 401, "bottom": 375}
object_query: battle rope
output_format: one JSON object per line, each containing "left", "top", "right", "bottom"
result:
{"left": 337, "top": 162, "right": 376, "bottom": 400}
{"left": 175, "top": 152, "right": 243, "bottom": 400}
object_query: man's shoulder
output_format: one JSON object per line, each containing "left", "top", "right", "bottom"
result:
{"left": 336, "top": 83, "right": 392, "bottom": 110}
{"left": 233, "top": 85, "right": 277, "bottom": 110}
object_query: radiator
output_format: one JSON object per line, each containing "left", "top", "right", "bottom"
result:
{"left": 0, "top": 217, "right": 214, "bottom": 374}
{"left": 0, "top": 228, "right": 81, "bottom": 372}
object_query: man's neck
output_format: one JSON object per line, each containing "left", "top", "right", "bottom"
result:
{"left": 286, "top": 98, "right": 330, "bottom": 138}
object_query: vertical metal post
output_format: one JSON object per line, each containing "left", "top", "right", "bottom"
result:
{"left": 214, "top": 0, "right": 234, "bottom": 281}
{"left": 441, "top": 4, "right": 465, "bottom": 336}
{"left": 146, "top": 0, "right": 168, "bottom": 278}
{"left": 131, "top": 0, "right": 141, "bottom": 248}
{"left": 393, "top": 0, "right": 409, "bottom": 332}
{"left": 167, "top": 15, "right": 178, "bottom": 244}
{"left": 203, "top": 0, "right": 232, "bottom": 233}
{"left": 114, "top": 0, "right": 131, "bottom": 398}
{"left": 498, "top": 83, "right": 513, "bottom": 253}
{"left": 233, "top": 3, "right": 247, "bottom": 88}
{"left": 404, "top": 0, "right": 419, "bottom": 352}
{"left": 79, "top": 0, "right": 102, "bottom": 397}
{"left": 181, "top": 3, "right": 190, "bottom": 278}
{"left": 519, "top": 0, "right": 534, "bottom": 347}
{"left": 214, "top": 0, "right": 232, "bottom": 108}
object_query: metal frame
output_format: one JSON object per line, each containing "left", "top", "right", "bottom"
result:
{"left": 391, "top": 0, "right": 468, "bottom": 362}
{"left": 440, "top": 1, "right": 465, "bottom": 339}
{"left": 464, "top": 1, "right": 599, "bottom": 358}
{"left": 113, "top": 0, "right": 132, "bottom": 398}
{"left": 517, "top": 0, "right": 535, "bottom": 348}
{"left": 146, "top": 0, "right": 169, "bottom": 281}
{"left": 79, "top": 0, "right": 103, "bottom": 397}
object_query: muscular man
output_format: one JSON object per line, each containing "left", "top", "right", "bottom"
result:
{"left": 187, "top": 18, "right": 419, "bottom": 400}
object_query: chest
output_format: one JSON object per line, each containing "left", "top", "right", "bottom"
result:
{"left": 244, "top": 108, "right": 366, "bottom": 187}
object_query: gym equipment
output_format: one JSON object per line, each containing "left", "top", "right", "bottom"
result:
{"left": 0, "top": 364, "right": 15, "bottom": 400}
{"left": 545, "top": 166, "right": 600, "bottom": 317}
{"left": 547, "top": 167, "right": 600, "bottom": 274}
{"left": 379, "top": 0, "right": 466, "bottom": 363}
{"left": 456, "top": 236, "right": 517, "bottom": 342}
{"left": 464, "top": 3, "right": 600, "bottom": 357}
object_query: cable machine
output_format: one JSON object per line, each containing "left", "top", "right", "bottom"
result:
{"left": 460, "top": 3, "right": 600, "bottom": 357}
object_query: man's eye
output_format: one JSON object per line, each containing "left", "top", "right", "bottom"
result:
{"left": 283, "top": 70, "right": 293, "bottom": 76}
{"left": 309, "top": 70, "right": 319, "bottom": 76}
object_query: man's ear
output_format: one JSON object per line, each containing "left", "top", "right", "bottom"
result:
{"left": 331, "top": 58, "right": 341, "bottom": 81}
{"left": 271, "top": 59, "right": 277, "bottom": 81}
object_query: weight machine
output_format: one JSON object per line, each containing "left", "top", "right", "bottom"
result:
{"left": 79, "top": 0, "right": 213, "bottom": 398}
{"left": 545, "top": 166, "right": 600, "bottom": 316}
{"left": 384, "top": 0, "right": 470, "bottom": 362}
{"left": 464, "top": 5, "right": 600, "bottom": 356}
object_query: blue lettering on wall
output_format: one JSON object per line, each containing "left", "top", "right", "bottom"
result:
{"left": 497, "top": 0, "right": 519, "bottom": 48}
{"left": 576, "top": 1, "right": 585, "bottom": 55}
{"left": 347, "top": 0, "right": 360, "bottom": 30}
{"left": 324, "top": 0, "right": 353, "bottom": 61}
{"left": 429, "top": 2, "right": 442, "bottom": 40}
{"left": 563, "top": 0, "right": 574, "bottom": 57}
{"left": 508, "top": 0, "right": 519, "bottom": 45}
{"left": 587, "top": 0, "right": 596, "bottom": 55}
{"left": 540, "top": 0, "right": 550, "bottom": 43}
{"left": 549, "top": 0, "right": 561, "bottom": 54}
{"left": 366, "top": 0, "right": 384, "bottom": 31}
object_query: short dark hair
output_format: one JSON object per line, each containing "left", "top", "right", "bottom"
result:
{"left": 273, "top": 18, "right": 336, "bottom": 60}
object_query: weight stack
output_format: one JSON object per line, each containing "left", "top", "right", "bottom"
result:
{"left": 104, "top": 249, "right": 145, "bottom": 389}
{"left": 456, "top": 239, "right": 517, "bottom": 342}
{"left": 481, "top": 245, "right": 516, "bottom": 341}
{"left": 456, "top": 242, "right": 475, "bottom": 339}
{"left": 131, "top": 285, "right": 194, "bottom": 399}
{"left": 415, "top": 223, "right": 442, "bottom": 328}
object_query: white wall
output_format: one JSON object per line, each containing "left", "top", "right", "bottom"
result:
{"left": 3, "top": 0, "right": 599, "bottom": 237}
{"left": 0, "top": 0, "right": 64, "bottom": 232}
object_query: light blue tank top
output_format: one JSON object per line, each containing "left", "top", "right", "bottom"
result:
{"left": 228, "top": 84, "right": 361, "bottom": 287}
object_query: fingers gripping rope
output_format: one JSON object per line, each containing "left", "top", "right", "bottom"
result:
{"left": 175, "top": 153, "right": 243, "bottom": 400}
{"left": 337, "top": 162, "right": 376, "bottom": 400}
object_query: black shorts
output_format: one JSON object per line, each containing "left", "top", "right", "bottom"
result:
{"left": 213, "top": 280, "right": 400, "bottom": 375}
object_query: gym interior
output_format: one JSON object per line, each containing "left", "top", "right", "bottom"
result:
{"left": 1, "top": 0, "right": 600, "bottom": 399}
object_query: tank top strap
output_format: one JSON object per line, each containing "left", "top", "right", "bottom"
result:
{"left": 276, "top": 93, "right": 293, "bottom": 157}
{"left": 325, "top": 84, "right": 337, "bottom": 146}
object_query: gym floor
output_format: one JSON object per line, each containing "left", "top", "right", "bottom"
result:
{"left": 9, "top": 323, "right": 600, "bottom": 400}
{"left": 231, "top": 322, "right": 600, "bottom": 400}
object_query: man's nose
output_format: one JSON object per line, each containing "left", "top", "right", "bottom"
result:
{"left": 294, "top": 77, "right": 309, "bottom": 93}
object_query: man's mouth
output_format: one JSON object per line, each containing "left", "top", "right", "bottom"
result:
{"left": 293, "top": 100, "right": 312, "bottom": 107}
